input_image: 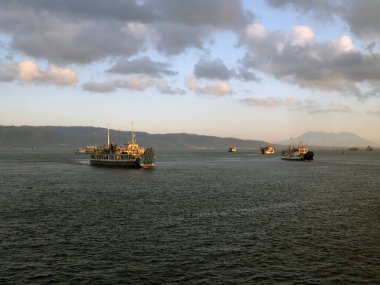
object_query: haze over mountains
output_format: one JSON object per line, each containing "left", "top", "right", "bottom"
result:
{"left": 278, "top": 131, "right": 375, "bottom": 148}
{"left": 0, "top": 126, "right": 376, "bottom": 149}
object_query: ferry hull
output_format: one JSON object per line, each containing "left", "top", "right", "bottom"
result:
{"left": 90, "top": 158, "right": 141, "bottom": 168}
{"left": 281, "top": 151, "right": 314, "bottom": 161}
{"left": 281, "top": 156, "right": 305, "bottom": 161}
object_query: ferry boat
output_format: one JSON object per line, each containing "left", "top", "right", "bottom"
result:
{"left": 228, "top": 146, "right": 237, "bottom": 152}
{"left": 281, "top": 144, "right": 314, "bottom": 161}
{"left": 260, "top": 146, "right": 275, "bottom": 154}
{"left": 90, "top": 123, "right": 155, "bottom": 169}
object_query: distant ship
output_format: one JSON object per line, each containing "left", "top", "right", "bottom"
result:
{"left": 281, "top": 144, "right": 314, "bottom": 161}
{"left": 260, "top": 146, "right": 275, "bottom": 154}
{"left": 228, "top": 146, "right": 237, "bottom": 152}
{"left": 366, "top": 145, "right": 373, "bottom": 151}
{"left": 75, "top": 145, "right": 97, "bottom": 154}
{"left": 90, "top": 123, "right": 155, "bottom": 169}
{"left": 348, "top": 147, "right": 359, "bottom": 151}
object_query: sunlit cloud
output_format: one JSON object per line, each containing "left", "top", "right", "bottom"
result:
{"left": 185, "top": 75, "right": 232, "bottom": 96}
{"left": 0, "top": 60, "right": 77, "bottom": 86}
{"left": 291, "top": 26, "right": 314, "bottom": 46}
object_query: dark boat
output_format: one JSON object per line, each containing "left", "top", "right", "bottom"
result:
{"left": 281, "top": 144, "right": 314, "bottom": 161}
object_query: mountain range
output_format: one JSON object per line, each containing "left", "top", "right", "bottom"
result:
{"left": 0, "top": 126, "right": 270, "bottom": 150}
{"left": 0, "top": 126, "right": 376, "bottom": 149}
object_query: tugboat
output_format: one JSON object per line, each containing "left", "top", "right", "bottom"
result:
{"left": 260, "top": 146, "right": 275, "bottom": 154}
{"left": 90, "top": 123, "right": 155, "bottom": 169}
{"left": 281, "top": 144, "right": 314, "bottom": 161}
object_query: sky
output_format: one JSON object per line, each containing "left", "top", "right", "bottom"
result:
{"left": 1, "top": 0, "right": 380, "bottom": 143}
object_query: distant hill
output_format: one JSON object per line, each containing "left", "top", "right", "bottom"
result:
{"left": 278, "top": 131, "right": 375, "bottom": 148}
{"left": 0, "top": 125, "right": 270, "bottom": 150}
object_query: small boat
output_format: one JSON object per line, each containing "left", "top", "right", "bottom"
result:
{"left": 281, "top": 144, "right": 314, "bottom": 161}
{"left": 260, "top": 146, "right": 275, "bottom": 154}
{"left": 75, "top": 145, "right": 97, "bottom": 154}
{"left": 366, "top": 145, "right": 373, "bottom": 151}
{"left": 228, "top": 146, "right": 237, "bottom": 152}
{"left": 90, "top": 123, "right": 155, "bottom": 169}
{"left": 348, "top": 147, "right": 359, "bottom": 151}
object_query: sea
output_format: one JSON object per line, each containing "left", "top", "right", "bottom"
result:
{"left": 0, "top": 148, "right": 379, "bottom": 284}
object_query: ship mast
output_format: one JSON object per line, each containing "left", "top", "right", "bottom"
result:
{"left": 131, "top": 121, "right": 136, "bottom": 144}
{"left": 107, "top": 126, "right": 110, "bottom": 146}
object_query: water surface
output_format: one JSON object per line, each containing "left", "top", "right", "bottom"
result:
{"left": 0, "top": 148, "right": 379, "bottom": 284}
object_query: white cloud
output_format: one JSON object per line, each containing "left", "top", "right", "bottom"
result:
{"left": 245, "top": 23, "right": 267, "bottom": 40}
{"left": 16, "top": 60, "right": 41, "bottom": 81}
{"left": 123, "top": 76, "right": 153, "bottom": 91}
{"left": 45, "top": 65, "right": 77, "bottom": 85}
{"left": 334, "top": 35, "right": 353, "bottom": 53}
{"left": 0, "top": 60, "right": 77, "bottom": 86}
{"left": 185, "top": 75, "right": 232, "bottom": 96}
{"left": 291, "top": 26, "right": 314, "bottom": 46}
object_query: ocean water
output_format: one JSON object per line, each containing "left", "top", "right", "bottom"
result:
{"left": 0, "top": 148, "right": 379, "bottom": 284}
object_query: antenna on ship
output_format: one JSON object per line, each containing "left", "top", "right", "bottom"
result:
{"left": 107, "top": 124, "right": 110, "bottom": 147}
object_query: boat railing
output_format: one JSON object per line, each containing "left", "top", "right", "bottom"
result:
{"left": 91, "top": 153, "right": 137, "bottom": 160}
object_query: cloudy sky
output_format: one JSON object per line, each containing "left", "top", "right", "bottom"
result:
{"left": 1, "top": 0, "right": 380, "bottom": 143}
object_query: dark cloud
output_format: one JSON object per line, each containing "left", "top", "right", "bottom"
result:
{"left": 0, "top": 0, "right": 154, "bottom": 23}
{"left": 236, "top": 67, "right": 259, "bottom": 82}
{"left": 266, "top": 0, "right": 342, "bottom": 21}
{"left": 152, "top": 23, "right": 212, "bottom": 55}
{"left": 0, "top": 0, "right": 252, "bottom": 62}
{"left": 83, "top": 81, "right": 115, "bottom": 93}
{"left": 108, "top": 57, "right": 177, "bottom": 77}
{"left": 343, "top": 0, "right": 380, "bottom": 39}
{"left": 0, "top": 65, "right": 15, "bottom": 82}
{"left": 193, "top": 58, "right": 259, "bottom": 82}
{"left": 266, "top": 0, "right": 380, "bottom": 40}
{"left": 194, "top": 59, "right": 232, "bottom": 80}
{"left": 150, "top": 0, "right": 251, "bottom": 29}
{"left": 241, "top": 22, "right": 380, "bottom": 98}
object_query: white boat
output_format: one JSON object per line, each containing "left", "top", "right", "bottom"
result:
{"left": 228, "top": 146, "right": 237, "bottom": 152}
{"left": 260, "top": 146, "right": 275, "bottom": 154}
